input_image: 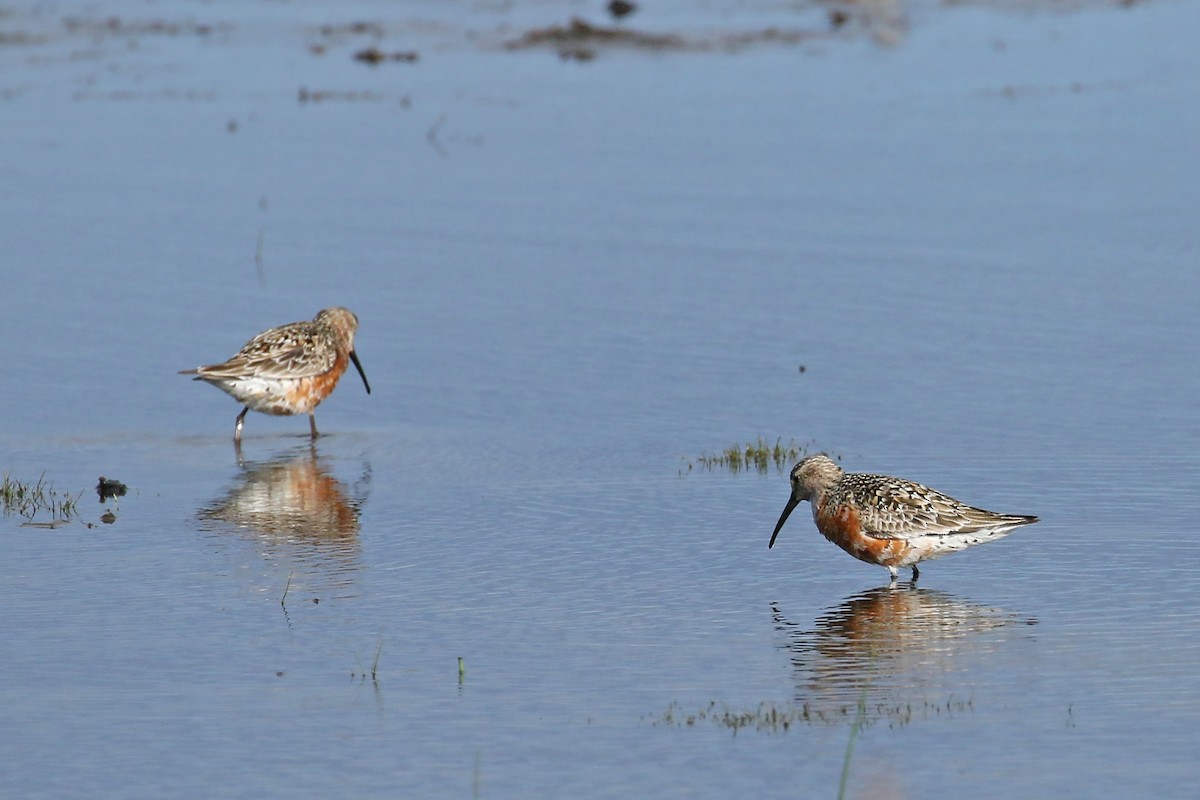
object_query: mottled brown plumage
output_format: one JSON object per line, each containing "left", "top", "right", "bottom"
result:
{"left": 181, "top": 307, "right": 370, "bottom": 442}
{"left": 770, "top": 454, "right": 1038, "bottom": 580}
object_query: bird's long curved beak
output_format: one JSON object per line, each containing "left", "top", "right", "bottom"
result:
{"left": 769, "top": 496, "right": 800, "bottom": 549}
{"left": 350, "top": 350, "right": 371, "bottom": 395}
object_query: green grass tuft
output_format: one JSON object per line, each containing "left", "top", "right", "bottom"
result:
{"left": 683, "top": 437, "right": 810, "bottom": 475}
{"left": 1, "top": 471, "right": 81, "bottom": 521}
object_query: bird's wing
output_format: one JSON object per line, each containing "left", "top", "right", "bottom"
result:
{"left": 849, "top": 477, "right": 1009, "bottom": 540}
{"left": 194, "top": 322, "right": 337, "bottom": 381}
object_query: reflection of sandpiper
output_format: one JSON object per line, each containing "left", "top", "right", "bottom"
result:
{"left": 198, "top": 446, "right": 370, "bottom": 590}
{"left": 770, "top": 454, "right": 1038, "bottom": 580}
{"left": 772, "top": 585, "right": 1035, "bottom": 712}
{"left": 181, "top": 307, "right": 371, "bottom": 442}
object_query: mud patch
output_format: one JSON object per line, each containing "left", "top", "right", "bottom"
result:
{"left": 502, "top": 16, "right": 832, "bottom": 59}
{"left": 504, "top": 16, "right": 687, "bottom": 60}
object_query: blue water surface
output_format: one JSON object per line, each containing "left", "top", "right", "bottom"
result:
{"left": 1, "top": 1, "right": 1198, "bottom": 797}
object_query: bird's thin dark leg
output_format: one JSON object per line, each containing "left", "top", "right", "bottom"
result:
{"left": 309, "top": 413, "right": 319, "bottom": 439}
{"left": 234, "top": 407, "right": 249, "bottom": 443}
{"left": 911, "top": 564, "right": 920, "bottom": 582}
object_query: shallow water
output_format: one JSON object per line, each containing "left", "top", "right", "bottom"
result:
{"left": 2, "top": 1, "right": 1199, "bottom": 797}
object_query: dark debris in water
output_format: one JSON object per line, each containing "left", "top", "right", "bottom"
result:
{"left": 97, "top": 476, "right": 127, "bottom": 502}
{"left": 607, "top": 0, "right": 638, "bottom": 20}
{"left": 353, "top": 47, "right": 419, "bottom": 65}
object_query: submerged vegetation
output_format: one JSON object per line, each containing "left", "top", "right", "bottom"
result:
{"left": 1, "top": 472, "right": 81, "bottom": 521}
{"left": 838, "top": 689, "right": 869, "bottom": 800}
{"left": 681, "top": 437, "right": 810, "bottom": 475}
{"left": 648, "top": 696, "right": 974, "bottom": 734}
{"left": 350, "top": 635, "right": 386, "bottom": 683}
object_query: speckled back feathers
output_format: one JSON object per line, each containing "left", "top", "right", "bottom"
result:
{"left": 828, "top": 471, "right": 1037, "bottom": 540}
{"left": 187, "top": 307, "right": 360, "bottom": 382}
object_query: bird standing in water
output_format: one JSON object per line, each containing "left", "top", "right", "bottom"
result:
{"left": 181, "top": 307, "right": 370, "bottom": 442}
{"left": 770, "top": 454, "right": 1038, "bottom": 580}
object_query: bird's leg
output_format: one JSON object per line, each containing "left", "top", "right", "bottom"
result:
{"left": 309, "top": 413, "right": 319, "bottom": 439}
{"left": 234, "top": 407, "right": 249, "bottom": 443}
{"left": 887, "top": 565, "right": 898, "bottom": 580}
{"left": 910, "top": 564, "right": 920, "bottom": 582}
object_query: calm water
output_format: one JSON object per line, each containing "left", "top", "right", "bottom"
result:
{"left": 2, "top": 1, "right": 1198, "bottom": 797}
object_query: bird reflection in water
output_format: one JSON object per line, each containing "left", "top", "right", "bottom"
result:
{"left": 772, "top": 585, "right": 1035, "bottom": 722}
{"left": 198, "top": 443, "right": 371, "bottom": 598}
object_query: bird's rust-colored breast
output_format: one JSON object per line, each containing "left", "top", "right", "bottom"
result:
{"left": 815, "top": 500, "right": 912, "bottom": 568}
{"left": 282, "top": 349, "right": 349, "bottom": 414}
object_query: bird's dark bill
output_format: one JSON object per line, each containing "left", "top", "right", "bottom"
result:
{"left": 350, "top": 350, "right": 371, "bottom": 394}
{"left": 769, "top": 496, "right": 800, "bottom": 549}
